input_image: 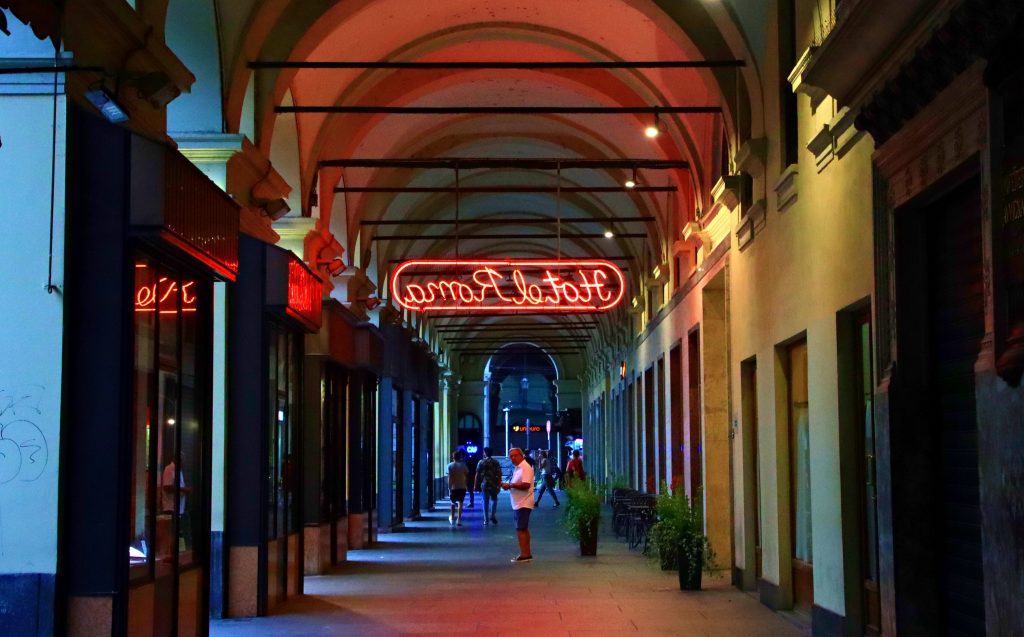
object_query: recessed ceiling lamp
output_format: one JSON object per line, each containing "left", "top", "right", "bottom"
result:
{"left": 604, "top": 230, "right": 615, "bottom": 239}
{"left": 644, "top": 109, "right": 661, "bottom": 138}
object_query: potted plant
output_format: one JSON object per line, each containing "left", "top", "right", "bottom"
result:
{"left": 561, "top": 478, "right": 602, "bottom": 556}
{"left": 647, "top": 483, "right": 716, "bottom": 590}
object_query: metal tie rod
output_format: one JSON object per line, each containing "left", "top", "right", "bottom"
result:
{"left": 279, "top": 105, "right": 719, "bottom": 115}
{"left": 388, "top": 256, "right": 635, "bottom": 262}
{"left": 372, "top": 232, "right": 645, "bottom": 241}
{"left": 363, "top": 216, "right": 654, "bottom": 226}
{"left": 323, "top": 158, "right": 689, "bottom": 170}
{"left": 340, "top": 185, "right": 675, "bottom": 193}
{"left": 250, "top": 60, "right": 744, "bottom": 70}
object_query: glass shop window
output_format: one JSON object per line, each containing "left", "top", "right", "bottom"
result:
{"left": 267, "top": 325, "right": 301, "bottom": 539}
{"left": 129, "top": 258, "right": 207, "bottom": 579}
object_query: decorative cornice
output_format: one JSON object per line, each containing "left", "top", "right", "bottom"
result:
{"left": 735, "top": 138, "right": 767, "bottom": 178}
{"left": 855, "top": 0, "right": 1021, "bottom": 145}
{"left": 773, "top": 164, "right": 799, "bottom": 213}
{"left": 874, "top": 64, "right": 987, "bottom": 208}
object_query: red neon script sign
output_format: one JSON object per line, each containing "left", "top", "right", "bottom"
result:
{"left": 135, "top": 268, "right": 198, "bottom": 314}
{"left": 391, "top": 259, "right": 625, "bottom": 313}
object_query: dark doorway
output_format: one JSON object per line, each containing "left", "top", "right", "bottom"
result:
{"left": 787, "top": 339, "right": 813, "bottom": 611}
{"left": 926, "top": 177, "right": 986, "bottom": 635}
{"left": 657, "top": 357, "right": 667, "bottom": 486}
{"left": 894, "top": 173, "right": 986, "bottom": 636}
{"left": 670, "top": 345, "right": 684, "bottom": 490}
{"left": 741, "top": 357, "right": 761, "bottom": 581}
{"left": 687, "top": 328, "right": 703, "bottom": 499}
{"left": 644, "top": 367, "right": 655, "bottom": 492}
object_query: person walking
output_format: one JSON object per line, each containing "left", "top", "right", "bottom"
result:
{"left": 474, "top": 446, "right": 502, "bottom": 525}
{"left": 565, "top": 449, "right": 586, "bottom": 486}
{"left": 534, "top": 450, "right": 560, "bottom": 507}
{"left": 465, "top": 448, "right": 479, "bottom": 509}
{"left": 500, "top": 447, "right": 534, "bottom": 562}
{"left": 447, "top": 450, "right": 469, "bottom": 526}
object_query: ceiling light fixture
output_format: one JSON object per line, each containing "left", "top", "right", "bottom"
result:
{"left": 604, "top": 230, "right": 615, "bottom": 239}
{"left": 644, "top": 109, "right": 661, "bottom": 138}
{"left": 624, "top": 167, "right": 638, "bottom": 189}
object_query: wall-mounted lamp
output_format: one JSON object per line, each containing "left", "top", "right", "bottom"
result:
{"left": 85, "top": 87, "right": 129, "bottom": 123}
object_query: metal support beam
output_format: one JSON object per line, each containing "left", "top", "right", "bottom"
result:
{"left": 321, "top": 158, "right": 689, "bottom": 170}
{"left": 250, "top": 60, "right": 745, "bottom": 70}
{"left": 340, "top": 185, "right": 675, "bottom": 194}
{"left": 279, "top": 105, "right": 720, "bottom": 115}
{"left": 434, "top": 327, "right": 598, "bottom": 331}
{"left": 442, "top": 336, "right": 591, "bottom": 343}
{"left": 422, "top": 311, "right": 606, "bottom": 317}
{"left": 454, "top": 349, "right": 582, "bottom": 354}
{"left": 363, "top": 216, "right": 654, "bottom": 226}
{"left": 435, "top": 324, "right": 597, "bottom": 331}
{"left": 372, "top": 232, "right": 646, "bottom": 241}
{"left": 389, "top": 256, "right": 635, "bottom": 262}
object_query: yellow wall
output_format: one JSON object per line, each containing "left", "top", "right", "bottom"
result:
{"left": 729, "top": 90, "right": 875, "bottom": 614}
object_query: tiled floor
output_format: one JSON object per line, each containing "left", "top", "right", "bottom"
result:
{"left": 212, "top": 493, "right": 808, "bottom": 636}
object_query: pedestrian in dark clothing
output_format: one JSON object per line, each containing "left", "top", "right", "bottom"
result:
{"left": 535, "top": 450, "right": 560, "bottom": 507}
{"left": 474, "top": 447, "right": 502, "bottom": 525}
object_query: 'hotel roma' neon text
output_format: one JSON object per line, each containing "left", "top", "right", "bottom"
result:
{"left": 391, "top": 259, "right": 626, "bottom": 313}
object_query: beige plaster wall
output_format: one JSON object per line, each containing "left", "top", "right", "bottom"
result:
{"left": 729, "top": 91, "right": 875, "bottom": 615}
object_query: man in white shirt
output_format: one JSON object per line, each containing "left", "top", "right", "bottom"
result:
{"left": 500, "top": 447, "right": 535, "bottom": 562}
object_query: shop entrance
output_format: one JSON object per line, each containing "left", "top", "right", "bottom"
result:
{"left": 894, "top": 172, "right": 986, "bottom": 635}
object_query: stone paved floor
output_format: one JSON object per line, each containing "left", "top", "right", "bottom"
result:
{"left": 212, "top": 493, "right": 808, "bottom": 636}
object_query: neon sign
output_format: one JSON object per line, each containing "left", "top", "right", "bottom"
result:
{"left": 512, "top": 425, "right": 543, "bottom": 433}
{"left": 390, "top": 259, "right": 625, "bottom": 313}
{"left": 135, "top": 269, "right": 197, "bottom": 314}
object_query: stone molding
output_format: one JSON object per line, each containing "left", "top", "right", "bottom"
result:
{"left": 773, "top": 164, "right": 799, "bottom": 213}
{"left": 874, "top": 64, "right": 987, "bottom": 208}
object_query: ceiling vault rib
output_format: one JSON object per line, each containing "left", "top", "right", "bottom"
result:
{"left": 250, "top": 60, "right": 745, "bottom": 70}
{"left": 278, "top": 105, "right": 720, "bottom": 115}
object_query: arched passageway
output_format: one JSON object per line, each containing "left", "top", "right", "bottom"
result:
{"left": 4, "top": 1, "right": 1024, "bottom": 636}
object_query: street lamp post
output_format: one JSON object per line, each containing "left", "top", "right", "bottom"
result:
{"left": 502, "top": 404, "right": 511, "bottom": 454}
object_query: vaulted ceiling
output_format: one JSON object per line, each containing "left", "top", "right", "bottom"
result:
{"left": 180, "top": 0, "right": 760, "bottom": 378}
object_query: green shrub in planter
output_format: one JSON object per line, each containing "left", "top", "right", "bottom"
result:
{"left": 561, "top": 478, "right": 602, "bottom": 555}
{"left": 647, "top": 482, "right": 716, "bottom": 585}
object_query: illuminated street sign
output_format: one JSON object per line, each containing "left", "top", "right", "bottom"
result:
{"left": 391, "top": 259, "right": 625, "bottom": 313}
{"left": 512, "top": 424, "right": 543, "bottom": 433}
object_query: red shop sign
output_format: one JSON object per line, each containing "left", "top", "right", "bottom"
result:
{"left": 135, "top": 271, "right": 197, "bottom": 314}
{"left": 391, "top": 259, "right": 625, "bottom": 313}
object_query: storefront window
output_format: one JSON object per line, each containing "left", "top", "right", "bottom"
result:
{"left": 128, "top": 258, "right": 207, "bottom": 579}
{"left": 267, "top": 326, "right": 301, "bottom": 540}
